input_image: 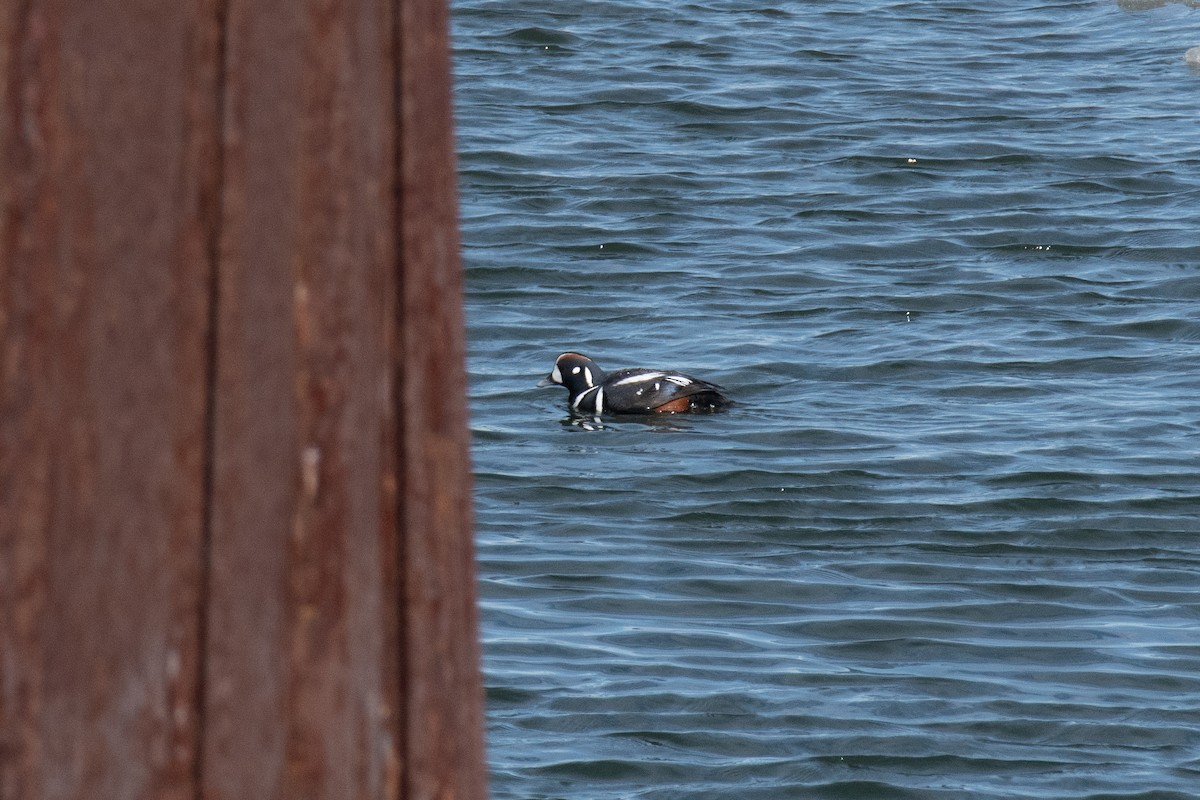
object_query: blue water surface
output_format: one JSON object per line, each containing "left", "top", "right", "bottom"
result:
{"left": 453, "top": 1, "right": 1200, "bottom": 797}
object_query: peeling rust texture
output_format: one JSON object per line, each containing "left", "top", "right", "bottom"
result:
{"left": 396, "top": 0, "right": 487, "bottom": 798}
{"left": 0, "top": 1, "right": 222, "bottom": 799}
{"left": 1, "top": 0, "right": 485, "bottom": 798}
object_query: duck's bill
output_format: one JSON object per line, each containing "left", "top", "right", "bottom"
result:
{"left": 536, "top": 375, "right": 557, "bottom": 387}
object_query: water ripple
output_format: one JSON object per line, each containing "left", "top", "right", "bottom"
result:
{"left": 458, "top": 0, "right": 1200, "bottom": 797}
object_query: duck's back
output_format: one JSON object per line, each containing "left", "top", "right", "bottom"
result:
{"left": 602, "top": 368, "right": 731, "bottom": 413}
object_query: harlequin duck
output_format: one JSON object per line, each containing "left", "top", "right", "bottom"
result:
{"left": 538, "top": 352, "right": 733, "bottom": 415}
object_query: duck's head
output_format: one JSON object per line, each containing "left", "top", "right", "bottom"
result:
{"left": 537, "top": 352, "right": 604, "bottom": 396}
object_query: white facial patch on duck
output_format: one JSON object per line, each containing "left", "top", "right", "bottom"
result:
{"left": 551, "top": 364, "right": 563, "bottom": 384}
{"left": 569, "top": 364, "right": 595, "bottom": 387}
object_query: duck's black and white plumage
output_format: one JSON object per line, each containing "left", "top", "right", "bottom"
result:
{"left": 538, "top": 352, "right": 732, "bottom": 415}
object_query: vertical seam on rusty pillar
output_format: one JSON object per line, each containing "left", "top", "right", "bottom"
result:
{"left": 391, "top": 1, "right": 410, "bottom": 798}
{"left": 194, "top": 1, "right": 229, "bottom": 798}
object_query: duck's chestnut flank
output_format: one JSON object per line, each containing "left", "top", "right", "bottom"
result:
{"left": 538, "top": 352, "right": 732, "bottom": 415}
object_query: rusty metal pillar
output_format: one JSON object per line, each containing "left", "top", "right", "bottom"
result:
{"left": 0, "top": 0, "right": 484, "bottom": 798}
